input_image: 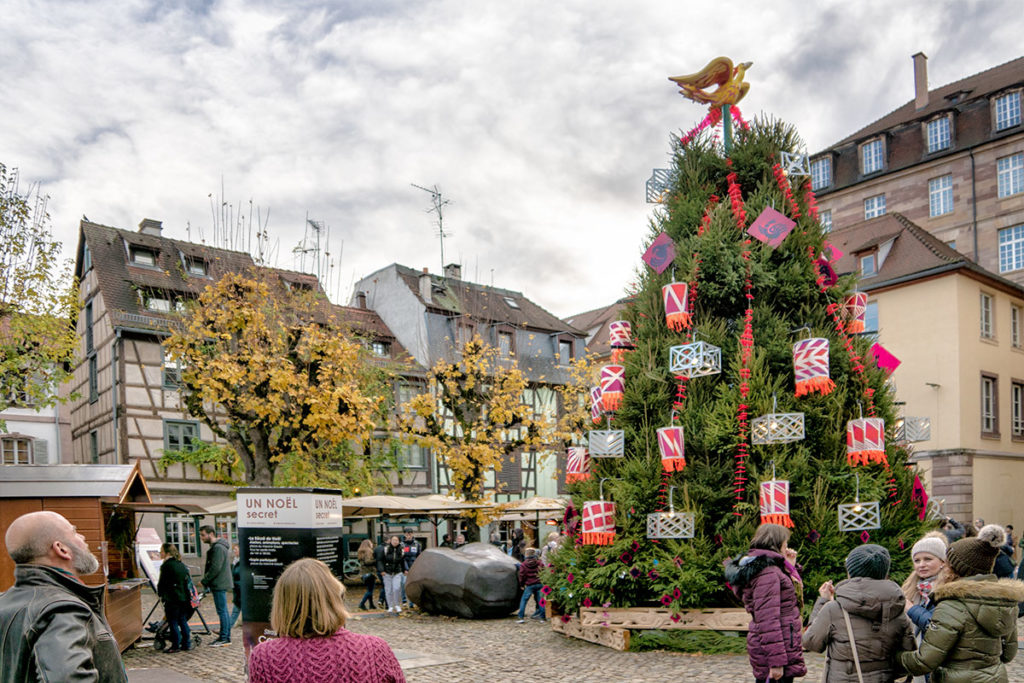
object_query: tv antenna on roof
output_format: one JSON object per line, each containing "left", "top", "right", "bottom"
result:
{"left": 411, "top": 183, "right": 453, "bottom": 275}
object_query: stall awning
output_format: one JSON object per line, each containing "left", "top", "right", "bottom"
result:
{"left": 0, "top": 463, "right": 151, "bottom": 503}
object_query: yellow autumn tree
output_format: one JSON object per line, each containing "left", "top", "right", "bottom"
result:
{"left": 401, "top": 335, "right": 549, "bottom": 522}
{"left": 163, "top": 271, "right": 388, "bottom": 487}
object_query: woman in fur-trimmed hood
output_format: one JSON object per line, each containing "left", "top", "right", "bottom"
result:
{"left": 899, "top": 524, "right": 1024, "bottom": 683}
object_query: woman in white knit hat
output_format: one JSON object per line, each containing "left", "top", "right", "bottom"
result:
{"left": 900, "top": 531, "right": 947, "bottom": 682}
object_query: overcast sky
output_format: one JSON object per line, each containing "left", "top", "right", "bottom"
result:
{"left": 3, "top": 1, "right": 1022, "bottom": 318}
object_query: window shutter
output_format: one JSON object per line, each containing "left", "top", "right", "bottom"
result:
{"left": 496, "top": 451, "right": 522, "bottom": 493}
{"left": 32, "top": 439, "right": 49, "bottom": 464}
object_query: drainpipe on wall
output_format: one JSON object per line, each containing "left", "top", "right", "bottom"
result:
{"left": 113, "top": 328, "right": 121, "bottom": 463}
{"left": 969, "top": 148, "right": 979, "bottom": 262}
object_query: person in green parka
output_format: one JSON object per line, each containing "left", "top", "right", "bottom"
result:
{"left": 899, "top": 524, "right": 1024, "bottom": 682}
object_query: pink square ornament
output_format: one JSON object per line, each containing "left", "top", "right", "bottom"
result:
{"left": 642, "top": 232, "right": 676, "bottom": 274}
{"left": 869, "top": 343, "right": 901, "bottom": 375}
{"left": 747, "top": 207, "right": 796, "bottom": 249}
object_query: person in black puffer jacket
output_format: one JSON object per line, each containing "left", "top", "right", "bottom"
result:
{"left": 157, "top": 543, "right": 194, "bottom": 652}
{"left": 378, "top": 536, "right": 405, "bottom": 613}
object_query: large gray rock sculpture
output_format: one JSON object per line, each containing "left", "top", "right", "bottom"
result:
{"left": 406, "top": 542, "right": 521, "bottom": 618}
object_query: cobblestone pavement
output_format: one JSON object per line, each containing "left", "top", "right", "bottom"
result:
{"left": 124, "top": 590, "right": 1024, "bottom": 682}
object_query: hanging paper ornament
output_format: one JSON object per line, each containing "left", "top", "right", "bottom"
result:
{"left": 566, "top": 447, "right": 590, "bottom": 483}
{"left": 582, "top": 479, "right": 616, "bottom": 546}
{"left": 642, "top": 231, "right": 676, "bottom": 273}
{"left": 588, "top": 419, "right": 624, "bottom": 458}
{"left": 847, "top": 417, "right": 887, "bottom": 466}
{"left": 608, "top": 321, "right": 634, "bottom": 363}
{"left": 793, "top": 337, "right": 835, "bottom": 396}
{"left": 911, "top": 474, "right": 929, "bottom": 521}
{"left": 895, "top": 416, "right": 931, "bottom": 443}
{"left": 751, "top": 396, "right": 805, "bottom": 444}
{"left": 759, "top": 479, "right": 794, "bottom": 528}
{"left": 656, "top": 424, "right": 686, "bottom": 473}
{"left": 669, "top": 341, "right": 721, "bottom": 378}
{"left": 662, "top": 282, "right": 691, "bottom": 331}
{"left": 869, "top": 343, "right": 901, "bottom": 375}
{"left": 838, "top": 474, "right": 881, "bottom": 532}
{"left": 590, "top": 386, "right": 603, "bottom": 425}
{"left": 599, "top": 364, "right": 625, "bottom": 412}
{"left": 845, "top": 293, "right": 868, "bottom": 334}
{"left": 647, "top": 486, "right": 694, "bottom": 539}
{"left": 747, "top": 206, "right": 796, "bottom": 249}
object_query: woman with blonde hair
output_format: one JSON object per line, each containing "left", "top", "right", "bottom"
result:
{"left": 248, "top": 558, "right": 405, "bottom": 682}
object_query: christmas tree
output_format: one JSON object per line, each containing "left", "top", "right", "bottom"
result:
{"left": 545, "top": 102, "right": 931, "bottom": 623}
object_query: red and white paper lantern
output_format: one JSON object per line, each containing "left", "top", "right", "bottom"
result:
{"left": 793, "top": 337, "right": 836, "bottom": 397}
{"left": 581, "top": 500, "right": 616, "bottom": 546}
{"left": 662, "top": 282, "right": 691, "bottom": 332}
{"left": 608, "top": 320, "right": 633, "bottom": 363}
{"left": 600, "top": 365, "right": 625, "bottom": 412}
{"left": 847, "top": 417, "right": 887, "bottom": 466}
{"left": 845, "top": 293, "right": 868, "bottom": 334}
{"left": 590, "top": 386, "right": 603, "bottom": 424}
{"left": 759, "top": 480, "right": 794, "bottom": 528}
{"left": 656, "top": 425, "right": 686, "bottom": 473}
{"left": 565, "top": 447, "right": 590, "bottom": 483}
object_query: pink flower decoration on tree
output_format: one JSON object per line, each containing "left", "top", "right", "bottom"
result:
{"left": 541, "top": 585, "right": 552, "bottom": 595}
{"left": 538, "top": 598, "right": 546, "bottom": 607}
{"left": 660, "top": 595, "right": 672, "bottom": 606}
{"left": 583, "top": 598, "right": 592, "bottom": 607}
{"left": 566, "top": 573, "right": 574, "bottom": 583}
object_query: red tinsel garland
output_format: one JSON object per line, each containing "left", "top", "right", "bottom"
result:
{"left": 803, "top": 183, "right": 820, "bottom": 222}
{"left": 680, "top": 107, "right": 723, "bottom": 147}
{"left": 771, "top": 163, "right": 802, "bottom": 219}
{"left": 727, "top": 170, "right": 754, "bottom": 514}
{"left": 730, "top": 106, "right": 751, "bottom": 131}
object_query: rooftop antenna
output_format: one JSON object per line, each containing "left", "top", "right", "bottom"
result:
{"left": 411, "top": 183, "right": 452, "bottom": 275}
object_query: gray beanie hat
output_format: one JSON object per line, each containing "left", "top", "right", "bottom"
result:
{"left": 911, "top": 536, "right": 947, "bottom": 561}
{"left": 845, "top": 543, "right": 891, "bottom": 580}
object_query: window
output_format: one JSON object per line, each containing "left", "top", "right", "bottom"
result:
{"left": 926, "top": 116, "right": 951, "bottom": 153}
{"left": 164, "top": 420, "right": 200, "bottom": 452}
{"left": 860, "top": 254, "right": 877, "bottom": 277}
{"left": 164, "top": 515, "right": 197, "bottom": 556}
{"left": 371, "top": 341, "right": 390, "bottom": 357}
{"left": 981, "top": 373, "right": 999, "bottom": 437}
{"left": 143, "top": 292, "right": 172, "bottom": 312}
{"left": 998, "top": 225, "right": 1024, "bottom": 273}
{"left": 455, "top": 322, "right": 475, "bottom": 348}
{"left": 559, "top": 340, "right": 573, "bottom": 365}
{"left": 928, "top": 175, "right": 953, "bottom": 216}
{"left": 980, "top": 292, "right": 994, "bottom": 339}
{"left": 497, "top": 331, "right": 513, "bottom": 359}
{"left": 129, "top": 246, "right": 157, "bottom": 267}
{"left": 1013, "top": 305, "right": 1022, "bottom": 348}
{"left": 398, "top": 443, "right": 428, "bottom": 469}
{"left": 215, "top": 517, "right": 238, "bottom": 545}
{"left": 185, "top": 257, "right": 207, "bottom": 276}
{"left": 1013, "top": 381, "right": 1024, "bottom": 439}
{"left": 88, "top": 356, "right": 98, "bottom": 403}
{"left": 947, "top": 240, "right": 957, "bottom": 251}
{"left": 995, "top": 92, "right": 1021, "bottom": 131}
{"left": 82, "top": 242, "right": 92, "bottom": 273}
{"left": 861, "top": 139, "right": 884, "bottom": 174}
{"left": 864, "top": 194, "right": 886, "bottom": 219}
{"left": 863, "top": 301, "right": 879, "bottom": 334}
{"left": 1, "top": 438, "right": 31, "bottom": 464}
{"left": 162, "top": 349, "right": 182, "bottom": 389}
{"left": 89, "top": 430, "right": 99, "bottom": 464}
{"left": 997, "top": 153, "right": 1023, "bottom": 197}
{"left": 84, "top": 301, "right": 94, "bottom": 354}
{"left": 810, "top": 157, "right": 832, "bottom": 190}
{"left": 503, "top": 297, "right": 520, "bottom": 309}
{"left": 820, "top": 209, "right": 832, "bottom": 233}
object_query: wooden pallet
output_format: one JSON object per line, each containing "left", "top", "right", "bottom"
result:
{"left": 550, "top": 611, "right": 630, "bottom": 651}
{"left": 550, "top": 605, "right": 749, "bottom": 651}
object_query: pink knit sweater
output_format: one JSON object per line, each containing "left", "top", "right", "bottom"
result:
{"left": 248, "top": 629, "right": 405, "bottom": 683}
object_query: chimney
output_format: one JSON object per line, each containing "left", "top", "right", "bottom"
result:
{"left": 419, "top": 267, "right": 432, "bottom": 303}
{"left": 444, "top": 263, "right": 462, "bottom": 280}
{"left": 912, "top": 52, "right": 928, "bottom": 110}
{"left": 138, "top": 218, "right": 163, "bottom": 236}
{"left": 355, "top": 291, "right": 368, "bottom": 309}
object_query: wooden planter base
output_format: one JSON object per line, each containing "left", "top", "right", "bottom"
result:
{"left": 550, "top": 605, "right": 749, "bottom": 651}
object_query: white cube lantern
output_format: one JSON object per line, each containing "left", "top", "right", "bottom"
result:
{"left": 588, "top": 429, "right": 624, "bottom": 457}
{"left": 646, "top": 511, "right": 695, "bottom": 539}
{"left": 669, "top": 341, "right": 721, "bottom": 378}
{"left": 838, "top": 501, "right": 881, "bottom": 532}
{"left": 751, "top": 412, "right": 805, "bottom": 445}
{"left": 895, "top": 416, "right": 931, "bottom": 443}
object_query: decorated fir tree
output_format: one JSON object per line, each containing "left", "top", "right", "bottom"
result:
{"left": 545, "top": 98, "right": 932, "bottom": 622}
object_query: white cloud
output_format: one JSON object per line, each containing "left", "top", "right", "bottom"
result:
{"left": 2, "top": 0, "right": 1022, "bottom": 316}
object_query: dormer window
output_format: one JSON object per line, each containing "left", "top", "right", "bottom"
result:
{"left": 860, "top": 253, "right": 877, "bottom": 277}
{"left": 139, "top": 289, "right": 184, "bottom": 313}
{"left": 810, "top": 157, "right": 832, "bottom": 190}
{"left": 82, "top": 243, "right": 92, "bottom": 273}
{"left": 185, "top": 257, "right": 207, "bottom": 277}
{"left": 926, "top": 116, "right": 951, "bottom": 153}
{"left": 130, "top": 246, "right": 158, "bottom": 267}
{"left": 504, "top": 297, "right": 520, "bottom": 309}
{"left": 995, "top": 91, "right": 1021, "bottom": 131}
{"left": 860, "top": 138, "right": 884, "bottom": 175}
{"left": 283, "top": 280, "right": 313, "bottom": 293}
{"left": 371, "top": 341, "right": 390, "bottom": 357}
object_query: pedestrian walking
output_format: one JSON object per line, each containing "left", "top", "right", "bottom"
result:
{"left": 157, "top": 543, "right": 194, "bottom": 653}
{"left": 509, "top": 528, "right": 525, "bottom": 562}
{"left": 516, "top": 547, "right": 545, "bottom": 623}
{"left": 440, "top": 533, "right": 453, "bottom": 548}
{"left": 229, "top": 543, "right": 242, "bottom": 629}
{"left": 248, "top": 558, "right": 405, "bottom": 683}
{"left": 540, "top": 531, "right": 561, "bottom": 566}
{"left": 199, "top": 525, "right": 233, "bottom": 646}
{"left": 802, "top": 544, "right": 915, "bottom": 682}
{"left": 0, "top": 510, "right": 127, "bottom": 682}
{"left": 379, "top": 535, "right": 405, "bottom": 613}
{"left": 357, "top": 539, "right": 378, "bottom": 610}
{"left": 401, "top": 527, "right": 422, "bottom": 608}
{"left": 453, "top": 533, "right": 467, "bottom": 548}
{"left": 724, "top": 523, "right": 807, "bottom": 683}
{"left": 899, "top": 524, "right": 1024, "bottom": 681}
{"left": 374, "top": 538, "right": 388, "bottom": 605}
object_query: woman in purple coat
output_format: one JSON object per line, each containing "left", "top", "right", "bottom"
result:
{"left": 725, "top": 524, "right": 807, "bottom": 682}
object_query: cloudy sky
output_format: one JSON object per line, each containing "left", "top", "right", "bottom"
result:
{"left": 3, "top": 1, "right": 1022, "bottom": 318}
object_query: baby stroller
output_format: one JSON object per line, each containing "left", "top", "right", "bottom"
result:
{"left": 144, "top": 590, "right": 214, "bottom": 651}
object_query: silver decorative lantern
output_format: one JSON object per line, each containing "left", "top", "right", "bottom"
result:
{"left": 646, "top": 486, "right": 695, "bottom": 540}
{"left": 926, "top": 499, "right": 944, "bottom": 522}
{"left": 588, "top": 418, "right": 624, "bottom": 458}
{"left": 780, "top": 151, "right": 810, "bottom": 177}
{"left": 669, "top": 341, "right": 721, "bottom": 378}
{"left": 838, "top": 473, "right": 881, "bottom": 532}
{"left": 751, "top": 396, "right": 805, "bottom": 445}
{"left": 895, "top": 416, "right": 931, "bottom": 443}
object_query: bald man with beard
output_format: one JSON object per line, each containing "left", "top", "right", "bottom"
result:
{"left": 0, "top": 510, "right": 127, "bottom": 682}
